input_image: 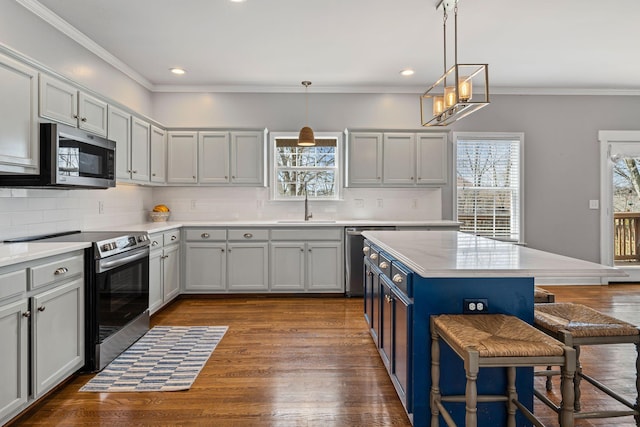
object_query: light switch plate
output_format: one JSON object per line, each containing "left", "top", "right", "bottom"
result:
{"left": 589, "top": 200, "right": 599, "bottom": 210}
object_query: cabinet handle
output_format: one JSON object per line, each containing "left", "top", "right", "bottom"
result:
{"left": 161, "top": 255, "right": 169, "bottom": 259}
{"left": 379, "top": 261, "right": 389, "bottom": 269}
{"left": 22, "top": 311, "right": 31, "bottom": 318}
{"left": 392, "top": 274, "right": 403, "bottom": 284}
{"left": 362, "top": 247, "right": 370, "bottom": 254}
{"left": 192, "top": 176, "right": 196, "bottom": 179}
{"left": 308, "top": 248, "right": 312, "bottom": 252}
{"left": 133, "top": 170, "right": 138, "bottom": 173}
{"left": 243, "top": 233, "right": 253, "bottom": 239}
{"left": 81, "top": 117, "right": 87, "bottom": 122}
{"left": 232, "top": 176, "right": 236, "bottom": 179}
{"left": 201, "top": 233, "right": 210, "bottom": 239}
{"left": 152, "top": 173, "right": 156, "bottom": 176}
{"left": 73, "top": 114, "right": 79, "bottom": 119}
{"left": 418, "top": 177, "right": 422, "bottom": 180}
{"left": 221, "top": 248, "right": 225, "bottom": 252}
{"left": 300, "top": 248, "right": 304, "bottom": 252}
{"left": 151, "top": 241, "right": 159, "bottom": 246}
{"left": 171, "top": 235, "right": 177, "bottom": 241}
{"left": 37, "top": 306, "right": 46, "bottom": 312}
{"left": 369, "top": 253, "right": 378, "bottom": 260}
{"left": 385, "top": 294, "right": 393, "bottom": 303}
{"left": 54, "top": 267, "right": 68, "bottom": 275}
{"left": 225, "top": 176, "right": 228, "bottom": 179}
{"left": 411, "top": 176, "right": 414, "bottom": 180}
{"left": 367, "top": 271, "right": 373, "bottom": 277}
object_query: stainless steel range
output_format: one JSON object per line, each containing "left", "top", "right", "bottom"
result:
{"left": 6, "top": 230, "right": 151, "bottom": 372}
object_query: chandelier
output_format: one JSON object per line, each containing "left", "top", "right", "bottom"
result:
{"left": 420, "top": 0, "right": 489, "bottom": 127}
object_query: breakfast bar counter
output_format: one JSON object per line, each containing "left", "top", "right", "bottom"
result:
{"left": 360, "top": 230, "right": 625, "bottom": 427}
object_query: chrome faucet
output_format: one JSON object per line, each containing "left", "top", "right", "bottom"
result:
{"left": 304, "top": 186, "right": 313, "bottom": 221}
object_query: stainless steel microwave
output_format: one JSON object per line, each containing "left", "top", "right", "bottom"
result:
{"left": 0, "top": 123, "right": 116, "bottom": 189}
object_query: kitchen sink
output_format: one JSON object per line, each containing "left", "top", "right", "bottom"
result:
{"left": 276, "top": 220, "right": 337, "bottom": 224}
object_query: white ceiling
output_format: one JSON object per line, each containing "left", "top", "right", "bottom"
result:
{"left": 27, "top": 0, "right": 640, "bottom": 94}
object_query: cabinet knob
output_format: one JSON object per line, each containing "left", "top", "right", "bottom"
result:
{"left": 54, "top": 267, "right": 68, "bottom": 275}
{"left": 152, "top": 173, "right": 156, "bottom": 176}
{"left": 392, "top": 274, "right": 403, "bottom": 284}
{"left": 385, "top": 294, "right": 393, "bottom": 303}
{"left": 369, "top": 253, "right": 378, "bottom": 260}
{"left": 37, "top": 306, "right": 46, "bottom": 312}
{"left": 81, "top": 117, "right": 87, "bottom": 122}
{"left": 22, "top": 311, "right": 31, "bottom": 318}
{"left": 300, "top": 248, "right": 304, "bottom": 252}
{"left": 201, "top": 233, "right": 210, "bottom": 239}
{"left": 193, "top": 176, "right": 196, "bottom": 179}
{"left": 411, "top": 177, "right": 414, "bottom": 180}
{"left": 243, "top": 233, "right": 253, "bottom": 239}
{"left": 225, "top": 176, "right": 228, "bottom": 179}
{"left": 171, "top": 235, "right": 177, "bottom": 241}
{"left": 221, "top": 248, "right": 225, "bottom": 252}
{"left": 133, "top": 170, "right": 138, "bottom": 173}
{"left": 367, "top": 271, "right": 373, "bottom": 277}
{"left": 418, "top": 177, "right": 422, "bottom": 180}
{"left": 151, "top": 241, "right": 159, "bottom": 246}
{"left": 73, "top": 114, "right": 79, "bottom": 119}
{"left": 232, "top": 176, "right": 236, "bottom": 179}
{"left": 308, "top": 248, "right": 312, "bottom": 252}
{"left": 362, "top": 247, "right": 370, "bottom": 254}
{"left": 379, "top": 261, "right": 389, "bottom": 269}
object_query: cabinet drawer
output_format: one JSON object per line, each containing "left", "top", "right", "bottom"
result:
{"left": 271, "top": 228, "right": 342, "bottom": 241}
{"left": 163, "top": 229, "right": 180, "bottom": 246}
{"left": 378, "top": 253, "right": 392, "bottom": 277}
{"left": 228, "top": 229, "right": 269, "bottom": 241}
{"left": 390, "top": 263, "right": 412, "bottom": 297}
{"left": 0, "top": 268, "right": 27, "bottom": 300}
{"left": 29, "top": 254, "right": 84, "bottom": 290}
{"left": 149, "top": 232, "right": 163, "bottom": 249}
{"left": 184, "top": 228, "right": 227, "bottom": 241}
{"left": 367, "top": 245, "right": 381, "bottom": 264}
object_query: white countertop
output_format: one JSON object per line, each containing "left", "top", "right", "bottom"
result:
{"left": 0, "top": 241, "right": 91, "bottom": 268}
{"left": 362, "top": 230, "right": 626, "bottom": 279}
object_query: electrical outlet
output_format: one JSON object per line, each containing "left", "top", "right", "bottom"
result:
{"left": 98, "top": 201, "right": 104, "bottom": 214}
{"left": 463, "top": 298, "right": 489, "bottom": 314}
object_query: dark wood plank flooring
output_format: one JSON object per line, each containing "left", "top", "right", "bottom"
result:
{"left": 11, "top": 285, "right": 640, "bottom": 426}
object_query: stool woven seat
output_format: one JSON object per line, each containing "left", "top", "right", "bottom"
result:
{"left": 431, "top": 314, "right": 576, "bottom": 427}
{"left": 535, "top": 302, "right": 639, "bottom": 338}
{"left": 534, "top": 286, "right": 556, "bottom": 303}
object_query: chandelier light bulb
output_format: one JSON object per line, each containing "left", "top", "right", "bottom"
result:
{"left": 458, "top": 77, "right": 472, "bottom": 102}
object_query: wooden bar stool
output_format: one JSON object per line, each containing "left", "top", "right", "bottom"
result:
{"left": 534, "top": 302, "right": 640, "bottom": 425}
{"left": 430, "top": 314, "right": 576, "bottom": 427}
{"left": 534, "top": 286, "right": 556, "bottom": 304}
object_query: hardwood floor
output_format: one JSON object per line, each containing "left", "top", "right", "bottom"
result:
{"left": 11, "top": 285, "right": 640, "bottom": 427}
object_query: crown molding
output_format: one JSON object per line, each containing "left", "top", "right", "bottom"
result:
{"left": 17, "top": 0, "right": 154, "bottom": 91}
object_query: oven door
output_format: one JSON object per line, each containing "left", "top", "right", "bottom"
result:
{"left": 94, "top": 246, "right": 149, "bottom": 343}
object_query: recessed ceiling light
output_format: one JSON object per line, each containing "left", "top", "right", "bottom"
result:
{"left": 170, "top": 68, "right": 186, "bottom": 75}
{"left": 400, "top": 69, "right": 415, "bottom": 77}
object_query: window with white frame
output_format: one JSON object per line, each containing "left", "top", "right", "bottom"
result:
{"left": 271, "top": 132, "right": 341, "bottom": 200}
{"left": 454, "top": 132, "right": 524, "bottom": 243}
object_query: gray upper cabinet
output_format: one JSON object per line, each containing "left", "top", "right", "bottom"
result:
{"left": 167, "top": 131, "right": 198, "bottom": 184}
{"left": 150, "top": 125, "right": 167, "bottom": 183}
{"left": 348, "top": 131, "right": 447, "bottom": 187}
{"left": 0, "top": 53, "right": 39, "bottom": 174}
{"left": 230, "top": 131, "right": 265, "bottom": 185}
{"left": 107, "top": 105, "right": 132, "bottom": 181}
{"left": 199, "top": 131, "right": 230, "bottom": 184}
{"left": 130, "top": 116, "right": 151, "bottom": 183}
{"left": 39, "top": 74, "right": 107, "bottom": 137}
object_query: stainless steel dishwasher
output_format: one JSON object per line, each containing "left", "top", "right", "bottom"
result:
{"left": 344, "top": 226, "right": 396, "bottom": 297}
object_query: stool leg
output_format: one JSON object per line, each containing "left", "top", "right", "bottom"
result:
{"left": 506, "top": 366, "right": 517, "bottom": 427}
{"left": 635, "top": 341, "right": 639, "bottom": 427}
{"left": 545, "top": 365, "right": 553, "bottom": 391}
{"left": 560, "top": 347, "right": 576, "bottom": 427}
{"left": 466, "top": 351, "right": 479, "bottom": 427}
{"left": 574, "top": 345, "right": 582, "bottom": 412}
{"left": 430, "top": 324, "right": 441, "bottom": 427}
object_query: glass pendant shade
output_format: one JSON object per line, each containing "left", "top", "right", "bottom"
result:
{"left": 458, "top": 76, "right": 472, "bottom": 102}
{"left": 432, "top": 96, "right": 445, "bottom": 116}
{"left": 298, "top": 126, "right": 315, "bottom": 146}
{"left": 444, "top": 86, "right": 457, "bottom": 108}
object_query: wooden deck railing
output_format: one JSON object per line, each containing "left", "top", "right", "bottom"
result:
{"left": 614, "top": 212, "right": 640, "bottom": 262}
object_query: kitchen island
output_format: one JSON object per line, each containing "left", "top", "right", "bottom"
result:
{"left": 361, "top": 230, "right": 625, "bottom": 427}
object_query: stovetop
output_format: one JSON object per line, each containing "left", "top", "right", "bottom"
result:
{"left": 4, "top": 230, "right": 150, "bottom": 258}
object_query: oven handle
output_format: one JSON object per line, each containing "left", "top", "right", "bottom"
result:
{"left": 97, "top": 247, "right": 149, "bottom": 273}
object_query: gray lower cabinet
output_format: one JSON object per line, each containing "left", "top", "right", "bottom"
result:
{"left": 149, "top": 229, "right": 181, "bottom": 314}
{"left": 227, "top": 229, "right": 269, "bottom": 291}
{"left": 184, "top": 228, "right": 227, "bottom": 292}
{"left": 0, "top": 251, "right": 84, "bottom": 426}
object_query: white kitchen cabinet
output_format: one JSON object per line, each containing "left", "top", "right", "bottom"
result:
{"left": 149, "top": 229, "right": 181, "bottom": 314}
{"left": 39, "top": 74, "right": 107, "bottom": 136}
{"left": 32, "top": 277, "right": 84, "bottom": 398}
{"left": 230, "top": 131, "right": 265, "bottom": 185}
{"left": 0, "top": 53, "right": 39, "bottom": 174}
{"left": 0, "top": 299, "right": 28, "bottom": 423}
{"left": 150, "top": 125, "right": 167, "bottom": 183}
{"left": 198, "top": 131, "right": 230, "bottom": 184}
{"left": 416, "top": 133, "right": 448, "bottom": 184}
{"left": 227, "top": 242, "right": 269, "bottom": 291}
{"left": 183, "top": 229, "right": 227, "bottom": 292}
{"left": 131, "top": 116, "right": 151, "bottom": 183}
{"left": 167, "top": 131, "right": 198, "bottom": 184}
{"left": 107, "top": 105, "right": 132, "bottom": 181}
{"left": 306, "top": 242, "right": 343, "bottom": 292}
{"left": 383, "top": 133, "right": 416, "bottom": 185}
{"left": 348, "top": 132, "right": 383, "bottom": 186}
{"left": 348, "top": 130, "right": 448, "bottom": 187}
{"left": 270, "top": 242, "right": 305, "bottom": 291}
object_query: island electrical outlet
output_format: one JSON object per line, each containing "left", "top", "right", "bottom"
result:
{"left": 463, "top": 298, "right": 488, "bottom": 313}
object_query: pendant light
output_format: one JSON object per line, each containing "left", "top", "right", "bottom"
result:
{"left": 420, "top": 0, "right": 489, "bottom": 127}
{"left": 298, "top": 81, "right": 316, "bottom": 146}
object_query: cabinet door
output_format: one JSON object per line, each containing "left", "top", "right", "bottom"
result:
{"left": 199, "top": 131, "right": 230, "bottom": 184}
{"left": 371, "top": 270, "right": 380, "bottom": 344}
{"left": 0, "top": 299, "right": 28, "bottom": 421}
{"left": 348, "top": 132, "right": 383, "bottom": 186}
{"left": 416, "top": 133, "right": 447, "bottom": 184}
{"left": 32, "top": 278, "right": 84, "bottom": 398}
{"left": 163, "top": 244, "right": 180, "bottom": 301}
{"left": 107, "top": 105, "right": 132, "bottom": 181}
{"left": 167, "top": 131, "right": 198, "bottom": 184}
{"left": 230, "top": 131, "right": 264, "bottom": 185}
{"left": 391, "top": 288, "right": 412, "bottom": 410}
{"left": 227, "top": 242, "right": 268, "bottom": 291}
{"left": 150, "top": 125, "right": 167, "bottom": 183}
{"left": 77, "top": 92, "right": 107, "bottom": 136}
{"left": 0, "top": 54, "right": 38, "bottom": 173}
{"left": 383, "top": 133, "right": 416, "bottom": 185}
{"left": 130, "top": 117, "right": 151, "bottom": 182}
{"left": 270, "top": 242, "right": 305, "bottom": 291}
{"left": 363, "top": 260, "right": 374, "bottom": 328}
{"left": 307, "top": 242, "right": 343, "bottom": 292}
{"left": 148, "top": 248, "right": 163, "bottom": 315}
{"left": 184, "top": 243, "right": 227, "bottom": 291}
{"left": 379, "top": 279, "right": 393, "bottom": 370}
{"left": 39, "top": 74, "right": 78, "bottom": 127}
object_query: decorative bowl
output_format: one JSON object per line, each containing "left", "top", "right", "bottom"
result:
{"left": 149, "top": 211, "right": 170, "bottom": 222}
